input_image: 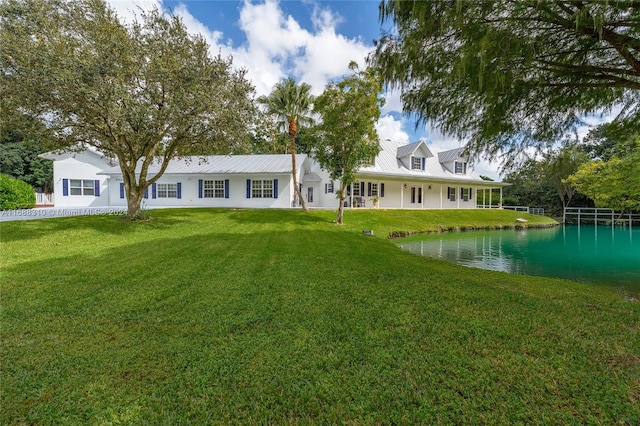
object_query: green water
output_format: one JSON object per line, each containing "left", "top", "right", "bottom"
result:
{"left": 397, "top": 225, "right": 640, "bottom": 298}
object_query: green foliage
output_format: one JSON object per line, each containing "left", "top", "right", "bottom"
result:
{"left": 258, "top": 78, "right": 315, "bottom": 212}
{"left": 307, "top": 62, "right": 384, "bottom": 223}
{"left": 370, "top": 1, "right": 640, "bottom": 168}
{"left": 582, "top": 121, "right": 639, "bottom": 161}
{"left": 567, "top": 138, "right": 640, "bottom": 212}
{"left": 503, "top": 147, "right": 593, "bottom": 217}
{"left": 2, "top": 209, "right": 638, "bottom": 424}
{"left": 0, "top": 174, "right": 35, "bottom": 210}
{"left": 540, "top": 145, "right": 590, "bottom": 209}
{"left": 503, "top": 159, "right": 561, "bottom": 214}
{"left": 0, "top": 126, "right": 53, "bottom": 191}
{"left": 0, "top": 0, "right": 257, "bottom": 219}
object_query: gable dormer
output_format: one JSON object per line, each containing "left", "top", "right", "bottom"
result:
{"left": 438, "top": 147, "right": 469, "bottom": 175}
{"left": 396, "top": 140, "right": 433, "bottom": 171}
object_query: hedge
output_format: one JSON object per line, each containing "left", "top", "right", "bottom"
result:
{"left": 0, "top": 174, "right": 36, "bottom": 210}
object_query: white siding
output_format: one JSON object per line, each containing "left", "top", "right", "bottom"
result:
{"left": 51, "top": 151, "right": 111, "bottom": 208}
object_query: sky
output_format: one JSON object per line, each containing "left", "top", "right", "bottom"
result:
{"left": 102, "top": 0, "right": 498, "bottom": 178}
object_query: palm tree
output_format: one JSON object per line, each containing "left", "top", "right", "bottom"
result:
{"left": 258, "top": 78, "right": 314, "bottom": 212}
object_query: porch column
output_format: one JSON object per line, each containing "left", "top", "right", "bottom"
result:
{"left": 457, "top": 186, "right": 460, "bottom": 209}
{"left": 440, "top": 185, "right": 443, "bottom": 209}
{"left": 421, "top": 184, "right": 424, "bottom": 209}
{"left": 489, "top": 188, "right": 492, "bottom": 208}
{"left": 500, "top": 187, "right": 503, "bottom": 208}
{"left": 400, "top": 183, "right": 404, "bottom": 209}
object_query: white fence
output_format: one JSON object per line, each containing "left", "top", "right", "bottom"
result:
{"left": 501, "top": 205, "right": 545, "bottom": 216}
{"left": 35, "top": 193, "right": 54, "bottom": 205}
{"left": 563, "top": 207, "right": 639, "bottom": 227}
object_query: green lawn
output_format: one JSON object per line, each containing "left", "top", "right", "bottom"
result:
{"left": 1, "top": 208, "right": 638, "bottom": 424}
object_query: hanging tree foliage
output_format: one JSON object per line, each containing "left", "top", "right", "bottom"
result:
{"left": 0, "top": 0, "right": 257, "bottom": 219}
{"left": 370, "top": 0, "right": 640, "bottom": 168}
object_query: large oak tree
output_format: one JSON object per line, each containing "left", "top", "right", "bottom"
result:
{"left": 1, "top": 0, "right": 257, "bottom": 219}
{"left": 370, "top": 0, "right": 640, "bottom": 168}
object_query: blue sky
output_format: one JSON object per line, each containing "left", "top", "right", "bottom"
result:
{"left": 106, "top": 0, "right": 501, "bottom": 178}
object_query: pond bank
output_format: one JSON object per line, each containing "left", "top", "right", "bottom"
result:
{"left": 387, "top": 221, "right": 559, "bottom": 239}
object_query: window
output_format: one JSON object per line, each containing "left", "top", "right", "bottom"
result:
{"left": 70, "top": 179, "right": 94, "bottom": 196}
{"left": 214, "top": 180, "right": 225, "bottom": 198}
{"left": 203, "top": 180, "right": 225, "bottom": 198}
{"left": 412, "top": 157, "right": 422, "bottom": 170}
{"left": 352, "top": 182, "right": 361, "bottom": 196}
{"left": 251, "top": 180, "right": 273, "bottom": 198}
{"left": 158, "top": 183, "right": 177, "bottom": 198}
{"left": 455, "top": 161, "right": 467, "bottom": 174}
{"left": 327, "top": 182, "right": 334, "bottom": 193}
{"left": 371, "top": 183, "right": 378, "bottom": 197}
{"left": 462, "top": 187, "right": 469, "bottom": 201}
{"left": 449, "top": 187, "right": 457, "bottom": 202}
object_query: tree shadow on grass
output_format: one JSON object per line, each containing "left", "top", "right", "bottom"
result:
{"left": 0, "top": 213, "right": 185, "bottom": 243}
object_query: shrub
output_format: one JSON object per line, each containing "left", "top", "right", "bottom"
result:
{"left": 0, "top": 174, "right": 35, "bottom": 210}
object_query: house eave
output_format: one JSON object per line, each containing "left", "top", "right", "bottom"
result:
{"left": 355, "top": 171, "right": 509, "bottom": 187}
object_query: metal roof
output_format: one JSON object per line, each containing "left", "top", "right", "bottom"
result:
{"left": 438, "top": 147, "right": 466, "bottom": 163}
{"left": 395, "top": 141, "right": 423, "bottom": 159}
{"left": 302, "top": 172, "right": 322, "bottom": 182}
{"left": 98, "top": 154, "right": 305, "bottom": 175}
{"left": 358, "top": 140, "right": 505, "bottom": 185}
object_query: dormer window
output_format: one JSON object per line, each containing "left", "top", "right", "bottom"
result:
{"left": 454, "top": 161, "right": 467, "bottom": 174}
{"left": 411, "top": 157, "right": 422, "bottom": 170}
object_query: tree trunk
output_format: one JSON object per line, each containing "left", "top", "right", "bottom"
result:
{"left": 290, "top": 132, "right": 308, "bottom": 212}
{"left": 125, "top": 186, "right": 145, "bottom": 220}
{"left": 336, "top": 183, "right": 346, "bottom": 224}
{"left": 121, "top": 170, "right": 146, "bottom": 220}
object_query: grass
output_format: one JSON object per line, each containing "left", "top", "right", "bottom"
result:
{"left": 1, "top": 208, "right": 639, "bottom": 424}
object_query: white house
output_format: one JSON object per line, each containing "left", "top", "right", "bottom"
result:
{"left": 40, "top": 140, "right": 507, "bottom": 210}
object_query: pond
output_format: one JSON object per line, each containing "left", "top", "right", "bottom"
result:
{"left": 396, "top": 225, "right": 640, "bottom": 298}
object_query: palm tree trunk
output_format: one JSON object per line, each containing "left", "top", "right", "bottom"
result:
{"left": 290, "top": 129, "right": 308, "bottom": 212}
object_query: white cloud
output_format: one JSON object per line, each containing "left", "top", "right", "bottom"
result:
{"left": 375, "top": 115, "right": 409, "bottom": 144}
{"left": 235, "top": 0, "right": 371, "bottom": 96}
{"left": 294, "top": 27, "right": 371, "bottom": 94}
{"left": 310, "top": 3, "right": 343, "bottom": 31}
{"left": 380, "top": 89, "right": 403, "bottom": 115}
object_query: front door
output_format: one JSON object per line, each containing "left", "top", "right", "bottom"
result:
{"left": 307, "top": 187, "right": 314, "bottom": 204}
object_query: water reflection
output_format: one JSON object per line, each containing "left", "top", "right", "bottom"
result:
{"left": 397, "top": 226, "right": 640, "bottom": 298}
